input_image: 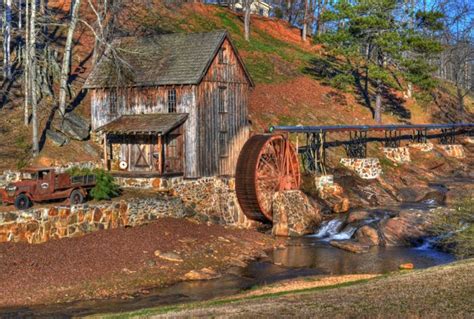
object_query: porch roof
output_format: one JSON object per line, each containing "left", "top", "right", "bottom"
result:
{"left": 98, "top": 113, "right": 188, "bottom": 135}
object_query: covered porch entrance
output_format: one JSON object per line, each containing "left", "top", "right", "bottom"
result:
{"left": 100, "top": 113, "right": 188, "bottom": 176}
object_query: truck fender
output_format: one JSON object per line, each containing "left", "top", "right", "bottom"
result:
{"left": 21, "top": 192, "right": 34, "bottom": 201}
{"left": 67, "top": 187, "right": 87, "bottom": 197}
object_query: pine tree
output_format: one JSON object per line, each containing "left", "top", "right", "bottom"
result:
{"left": 319, "top": 0, "right": 443, "bottom": 123}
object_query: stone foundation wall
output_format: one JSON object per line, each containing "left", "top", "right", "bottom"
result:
{"left": 340, "top": 158, "right": 382, "bottom": 179}
{"left": 383, "top": 147, "right": 411, "bottom": 163}
{"left": 0, "top": 197, "right": 188, "bottom": 244}
{"left": 437, "top": 144, "right": 465, "bottom": 158}
{"left": 114, "top": 176, "right": 184, "bottom": 191}
{"left": 0, "top": 176, "right": 259, "bottom": 244}
{"left": 0, "top": 162, "right": 100, "bottom": 187}
{"left": 173, "top": 177, "right": 257, "bottom": 228}
{"left": 409, "top": 143, "right": 434, "bottom": 152}
{"left": 314, "top": 175, "right": 334, "bottom": 190}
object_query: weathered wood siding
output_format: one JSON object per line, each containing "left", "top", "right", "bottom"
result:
{"left": 90, "top": 86, "right": 194, "bottom": 130}
{"left": 91, "top": 38, "right": 251, "bottom": 178}
{"left": 197, "top": 38, "right": 251, "bottom": 177}
{"left": 91, "top": 86, "right": 198, "bottom": 177}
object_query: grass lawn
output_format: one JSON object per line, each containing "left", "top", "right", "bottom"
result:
{"left": 96, "top": 259, "right": 474, "bottom": 318}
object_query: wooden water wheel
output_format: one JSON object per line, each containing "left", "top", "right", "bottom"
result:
{"left": 235, "top": 134, "right": 301, "bottom": 223}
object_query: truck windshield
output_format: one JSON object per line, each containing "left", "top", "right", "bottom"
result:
{"left": 21, "top": 173, "right": 37, "bottom": 180}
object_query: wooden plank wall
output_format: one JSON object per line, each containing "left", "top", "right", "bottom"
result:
{"left": 90, "top": 86, "right": 195, "bottom": 130}
{"left": 197, "top": 38, "right": 251, "bottom": 177}
{"left": 91, "top": 38, "right": 252, "bottom": 178}
{"left": 91, "top": 86, "right": 197, "bottom": 177}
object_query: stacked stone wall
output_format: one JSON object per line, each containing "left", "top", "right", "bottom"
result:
{"left": 340, "top": 158, "right": 382, "bottom": 179}
{"left": 0, "top": 176, "right": 258, "bottom": 245}
{"left": 409, "top": 143, "right": 434, "bottom": 152}
{"left": 0, "top": 197, "right": 188, "bottom": 244}
{"left": 383, "top": 147, "right": 411, "bottom": 163}
{"left": 437, "top": 144, "right": 465, "bottom": 158}
{"left": 173, "top": 177, "right": 257, "bottom": 228}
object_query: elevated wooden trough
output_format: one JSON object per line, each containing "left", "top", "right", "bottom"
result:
{"left": 235, "top": 123, "right": 474, "bottom": 223}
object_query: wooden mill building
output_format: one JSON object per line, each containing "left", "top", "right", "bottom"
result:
{"left": 84, "top": 31, "right": 254, "bottom": 178}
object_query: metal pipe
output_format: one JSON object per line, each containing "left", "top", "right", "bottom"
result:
{"left": 269, "top": 123, "right": 474, "bottom": 133}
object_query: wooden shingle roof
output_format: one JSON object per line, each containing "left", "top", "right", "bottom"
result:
{"left": 84, "top": 31, "right": 253, "bottom": 88}
{"left": 97, "top": 113, "right": 188, "bottom": 135}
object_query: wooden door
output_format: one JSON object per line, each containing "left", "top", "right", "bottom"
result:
{"left": 164, "top": 133, "right": 183, "bottom": 174}
{"left": 129, "top": 136, "right": 153, "bottom": 171}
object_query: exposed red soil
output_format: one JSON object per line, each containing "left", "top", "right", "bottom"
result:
{"left": 0, "top": 217, "right": 275, "bottom": 308}
{"left": 249, "top": 76, "right": 378, "bottom": 131}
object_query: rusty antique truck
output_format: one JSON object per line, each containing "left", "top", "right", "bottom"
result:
{"left": 0, "top": 168, "right": 96, "bottom": 210}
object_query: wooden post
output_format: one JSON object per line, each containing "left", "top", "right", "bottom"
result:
{"left": 103, "top": 133, "right": 108, "bottom": 170}
{"left": 157, "top": 135, "right": 163, "bottom": 174}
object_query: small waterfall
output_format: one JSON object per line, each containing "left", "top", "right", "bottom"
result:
{"left": 311, "top": 219, "right": 357, "bottom": 241}
{"left": 311, "top": 219, "right": 344, "bottom": 239}
{"left": 331, "top": 225, "right": 357, "bottom": 240}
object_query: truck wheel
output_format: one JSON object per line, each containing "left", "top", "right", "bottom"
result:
{"left": 15, "top": 194, "right": 32, "bottom": 210}
{"left": 70, "top": 190, "right": 84, "bottom": 205}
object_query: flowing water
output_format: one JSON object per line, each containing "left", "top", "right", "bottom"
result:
{"left": 3, "top": 204, "right": 455, "bottom": 318}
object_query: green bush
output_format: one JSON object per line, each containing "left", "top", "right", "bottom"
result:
{"left": 90, "top": 169, "right": 121, "bottom": 201}
{"left": 66, "top": 167, "right": 120, "bottom": 201}
{"left": 431, "top": 196, "right": 474, "bottom": 258}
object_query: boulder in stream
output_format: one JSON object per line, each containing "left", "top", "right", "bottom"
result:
{"left": 318, "top": 183, "right": 350, "bottom": 213}
{"left": 272, "top": 190, "right": 322, "bottom": 237}
{"left": 379, "top": 210, "right": 432, "bottom": 246}
{"left": 330, "top": 240, "right": 370, "bottom": 254}
{"left": 355, "top": 225, "right": 380, "bottom": 246}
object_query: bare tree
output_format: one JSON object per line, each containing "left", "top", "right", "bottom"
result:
{"left": 302, "top": 0, "right": 308, "bottom": 41}
{"left": 29, "top": 0, "right": 39, "bottom": 156}
{"left": 243, "top": 0, "right": 251, "bottom": 41}
{"left": 24, "top": 0, "right": 29, "bottom": 125}
{"left": 58, "top": 0, "right": 82, "bottom": 118}
{"left": 3, "top": 0, "right": 12, "bottom": 80}
{"left": 435, "top": 0, "right": 474, "bottom": 121}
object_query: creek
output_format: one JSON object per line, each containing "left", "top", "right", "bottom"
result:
{"left": 3, "top": 203, "right": 455, "bottom": 318}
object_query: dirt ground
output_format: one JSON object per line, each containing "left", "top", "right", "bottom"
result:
{"left": 145, "top": 259, "right": 474, "bottom": 318}
{"left": 0, "top": 217, "right": 277, "bottom": 308}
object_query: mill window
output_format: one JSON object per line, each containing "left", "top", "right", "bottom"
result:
{"left": 218, "top": 86, "right": 227, "bottom": 113}
{"left": 219, "top": 132, "right": 229, "bottom": 157}
{"left": 168, "top": 89, "right": 177, "bottom": 113}
{"left": 218, "top": 48, "right": 227, "bottom": 65}
{"left": 218, "top": 86, "right": 229, "bottom": 157}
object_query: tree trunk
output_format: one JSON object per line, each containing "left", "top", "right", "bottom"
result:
{"left": 457, "top": 87, "right": 464, "bottom": 123}
{"left": 58, "top": 0, "right": 82, "bottom": 117}
{"left": 375, "top": 79, "right": 382, "bottom": 124}
{"left": 30, "top": 0, "right": 39, "bottom": 156}
{"left": 316, "top": 0, "right": 325, "bottom": 36}
{"left": 302, "top": 0, "right": 308, "bottom": 41}
{"left": 24, "top": 0, "right": 29, "bottom": 126}
{"left": 3, "top": 0, "right": 12, "bottom": 80}
{"left": 244, "top": 0, "right": 250, "bottom": 42}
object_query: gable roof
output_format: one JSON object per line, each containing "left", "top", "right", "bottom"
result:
{"left": 84, "top": 31, "right": 254, "bottom": 89}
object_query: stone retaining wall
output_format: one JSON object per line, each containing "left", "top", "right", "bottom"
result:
{"left": 173, "top": 177, "right": 257, "bottom": 228}
{"left": 340, "top": 158, "right": 382, "bottom": 179}
{"left": 114, "top": 176, "right": 184, "bottom": 191}
{"left": 383, "top": 147, "right": 411, "bottom": 163}
{"left": 409, "top": 143, "right": 434, "bottom": 152}
{"left": 0, "top": 176, "right": 258, "bottom": 244}
{"left": 437, "top": 144, "right": 465, "bottom": 159}
{"left": 0, "top": 197, "right": 188, "bottom": 244}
